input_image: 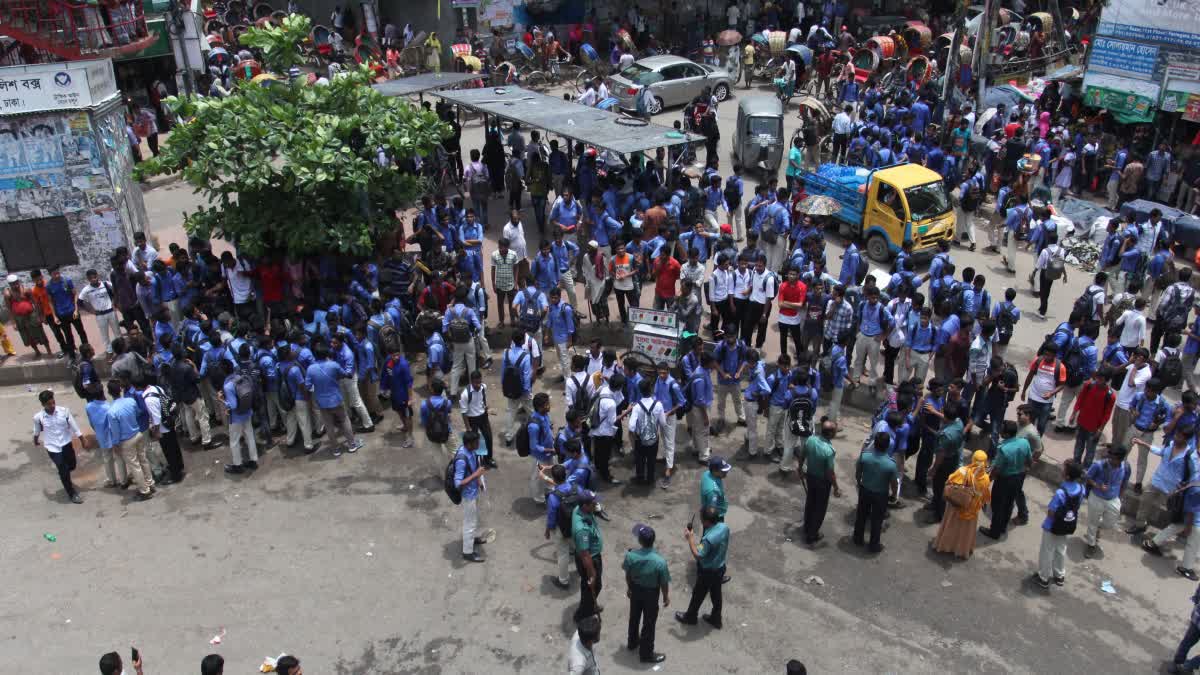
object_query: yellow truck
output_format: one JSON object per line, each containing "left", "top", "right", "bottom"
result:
{"left": 800, "top": 163, "right": 957, "bottom": 262}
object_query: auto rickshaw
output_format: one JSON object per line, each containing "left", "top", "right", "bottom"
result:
{"left": 732, "top": 96, "right": 784, "bottom": 174}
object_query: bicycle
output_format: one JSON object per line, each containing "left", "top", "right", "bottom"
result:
{"left": 421, "top": 144, "right": 463, "bottom": 198}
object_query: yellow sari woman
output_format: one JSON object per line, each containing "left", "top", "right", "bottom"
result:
{"left": 932, "top": 450, "right": 993, "bottom": 560}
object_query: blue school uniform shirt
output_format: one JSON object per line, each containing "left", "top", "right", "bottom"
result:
{"left": 427, "top": 333, "right": 446, "bottom": 372}
{"left": 502, "top": 346, "right": 533, "bottom": 394}
{"left": 85, "top": 400, "right": 113, "bottom": 449}
{"left": 654, "top": 375, "right": 686, "bottom": 412}
{"left": 1041, "top": 481, "right": 1085, "bottom": 532}
{"left": 527, "top": 411, "right": 555, "bottom": 463}
{"left": 830, "top": 344, "right": 848, "bottom": 388}
{"left": 1131, "top": 392, "right": 1172, "bottom": 431}
{"left": 714, "top": 340, "right": 746, "bottom": 385}
{"left": 381, "top": 356, "right": 412, "bottom": 404}
{"left": 305, "top": 359, "right": 345, "bottom": 408}
{"left": 530, "top": 252, "right": 560, "bottom": 293}
{"left": 679, "top": 231, "right": 715, "bottom": 262}
{"left": 547, "top": 301, "right": 575, "bottom": 344}
{"left": 223, "top": 375, "right": 253, "bottom": 424}
{"left": 551, "top": 239, "right": 579, "bottom": 273}
{"left": 767, "top": 369, "right": 793, "bottom": 408}
{"left": 839, "top": 244, "right": 860, "bottom": 287}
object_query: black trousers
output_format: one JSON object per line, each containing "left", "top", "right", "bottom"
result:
{"left": 853, "top": 487, "right": 888, "bottom": 549}
{"left": 929, "top": 459, "right": 956, "bottom": 520}
{"left": 159, "top": 430, "right": 185, "bottom": 481}
{"left": 47, "top": 445, "right": 77, "bottom": 497}
{"left": 779, "top": 322, "right": 803, "bottom": 361}
{"left": 731, "top": 298, "right": 748, "bottom": 340}
{"left": 882, "top": 343, "right": 900, "bottom": 385}
{"left": 633, "top": 440, "right": 658, "bottom": 482}
{"left": 614, "top": 288, "right": 638, "bottom": 323}
{"left": 628, "top": 584, "right": 660, "bottom": 658}
{"left": 1151, "top": 319, "right": 1177, "bottom": 355}
{"left": 986, "top": 472, "right": 1026, "bottom": 536}
{"left": 1038, "top": 269, "right": 1054, "bottom": 315}
{"left": 468, "top": 414, "right": 495, "bottom": 463}
{"left": 43, "top": 313, "right": 68, "bottom": 355}
{"left": 509, "top": 187, "right": 523, "bottom": 211}
{"left": 574, "top": 553, "right": 603, "bottom": 621}
{"left": 741, "top": 301, "right": 768, "bottom": 348}
{"left": 803, "top": 473, "right": 832, "bottom": 541}
{"left": 593, "top": 434, "right": 616, "bottom": 481}
{"left": 121, "top": 304, "right": 151, "bottom": 335}
{"left": 715, "top": 299, "right": 737, "bottom": 335}
{"left": 913, "top": 431, "right": 936, "bottom": 491}
{"left": 683, "top": 565, "right": 724, "bottom": 623}
{"left": 56, "top": 312, "right": 88, "bottom": 356}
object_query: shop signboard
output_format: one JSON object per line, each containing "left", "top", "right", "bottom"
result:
{"left": 1098, "top": 0, "right": 1200, "bottom": 50}
{"left": 1088, "top": 37, "right": 1158, "bottom": 80}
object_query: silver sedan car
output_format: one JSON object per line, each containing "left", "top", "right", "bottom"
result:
{"left": 608, "top": 55, "right": 733, "bottom": 114}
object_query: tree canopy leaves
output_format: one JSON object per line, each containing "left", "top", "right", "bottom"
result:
{"left": 138, "top": 65, "right": 448, "bottom": 258}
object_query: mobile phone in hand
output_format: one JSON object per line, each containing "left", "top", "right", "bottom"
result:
{"left": 131, "top": 646, "right": 139, "bottom": 663}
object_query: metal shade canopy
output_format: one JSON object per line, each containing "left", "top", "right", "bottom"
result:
{"left": 434, "top": 85, "right": 705, "bottom": 154}
{"left": 372, "top": 72, "right": 481, "bottom": 98}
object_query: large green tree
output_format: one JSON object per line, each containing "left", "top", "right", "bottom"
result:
{"left": 138, "top": 65, "right": 448, "bottom": 257}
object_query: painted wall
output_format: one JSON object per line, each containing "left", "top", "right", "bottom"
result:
{"left": 0, "top": 104, "right": 147, "bottom": 283}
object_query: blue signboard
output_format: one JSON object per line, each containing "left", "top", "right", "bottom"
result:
{"left": 1089, "top": 36, "right": 1159, "bottom": 81}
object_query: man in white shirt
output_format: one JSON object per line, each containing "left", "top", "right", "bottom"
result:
{"left": 220, "top": 252, "right": 255, "bottom": 322}
{"left": 627, "top": 378, "right": 668, "bottom": 485}
{"left": 132, "top": 231, "right": 158, "bottom": 270}
{"left": 595, "top": 79, "right": 610, "bottom": 105}
{"left": 1112, "top": 348, "right": 1152, "bottom": 448}
{"left": 578, "top": 81, "right": 598, "bottom": 107}
{"left": 567, "top": 615, "right": 601, "bottom": 674}
{"left": 460, "top": 371, "right": 495, "bottom": 468}
{"left": 1116, "top": 297, "right": 1148, "bottom": 350}
{"left": 727, "top": 2, "right": 741, "bottom": 28}
{"left": 1034, "top": 234, "right": 1065, "bottom": 318}
{"left": 743, "top": 256, "right": 778, "bottom": 349}
{"left": 831, "top": 105, "right": 853, "bottom": 163}
{"left": 502, "top": 210, "right": 530, "bottom": 261}
{"left": 32, "top": 389, "right": 84, "bottom": 503}
{"left": 78, "top": 268, "right": 121, "bottom": 355}
{"left": 618, "top": 49, "right": 635, "bottom": 71}
{"left": 788, "top": 25, "right": 802, "bottom": 44}
{"left": 142, "top": 381, "right": 185, "bottom": 484}
{"left": 591, "top": 374, "right": 623, "bottom": 485}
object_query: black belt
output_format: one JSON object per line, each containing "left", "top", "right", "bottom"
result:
{"left": 95, "top": 308, "right": 114, "bottom": 315}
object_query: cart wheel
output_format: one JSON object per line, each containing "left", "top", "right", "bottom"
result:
{"left": 619, "top": 350, "right": 659, "bottom": 378}
{"left": 866, "top": 233, "right": 892, "bottom": 263}
{"left": 525, "top": 70, "right": 548, "bottom": 91}
{"left": 575, "top": 70, "right": 592, "bottom": 94}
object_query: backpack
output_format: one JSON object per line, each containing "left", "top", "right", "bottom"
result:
{"left": 277, "top": 364, "right": 298, "bottom": 412}
{"left": 760, "top": 204, "right": 780, "bottom": 244}
{"left": 1161, "top": 285, "right": 1196, "bottom": 330}
{"left": 1073, "top": 287, "right": 1102, "bottom": 327}
{"left": 505, "top": 160, "right": 522, "bottom": 191}
{"left": 995, "top": 303, "right": 1016, "bottom": 345}
{"left": 206, "top": 348, "right": 228, "bottom": 386}
{"left": 1048, "top": 488, "right": 1083, "bottom": 535}
{"left": 143, "top": 386, "right": 178, "bottom": 428}
{"left": 569, "top": 373, "right": 592, "bottom": 419}
{"left": 182, "top": 325, "right": 202, "bottom": 363}
{"left": 589, "top": 393, "right": 613, "bottom": 429}
{"left": 1045, "top": 250, "right": 1066, "bottom": 281}
{"left": 233, "top": 366, "right": 258, "bottom": 415}
{"left": 1002, "top": 362, "right": 1019, "bottom": 402}
{"left": 446, "top": 306, "right": 472, "bottom": 344}
{"left": 854, "top": 257, "right": 869, "bottom": 285}
{"left": 788, "top": 390, "right": 815, "bottom": 437}
{"left": 501, "top": 351, "right": 528, "bottom": 399}
{"left": 378, "top": 323, "right": 402, "bottom": 355}
{"left": 555, "top": 485, "right": 584, "bottom": 537}
{"left": 515, "top": 420, "right": 532, "bottom": 457}
{"left": 934, "top": 280, "right": 962, "bottom": 314}
{"left": 519, "top": 289, "right": 543, "bottom": 333}
{"left": 73, "top": 366, "right": 92, "bottom": 400}
{"left": 723, "top": 180, "right": 742, "bottom": 210}
{"left": 426, "top": 399, "right": 451, "bottom": 443}
{"left": 678, "top": 374, "right": 704, "bottom": 417}
{"left": 961, "top": 180, "right": 982, "bottom": 212}
{"left": 634, "top": 400, "right": 660, "bottom": 446}
{"left": 1160, "top": 348, "right": 1184, "bottom": 388}
{"left": 1063, "top": 339, "right": 1087, "bottom": 388}
{"left": 468, "top": 165, "right": 490, "bottom": 199}
{"left": 444, "top": 451, "right": 470, "bottom": 505}
{"left": 682, "top": 186, "right": 703, "bottom": 225}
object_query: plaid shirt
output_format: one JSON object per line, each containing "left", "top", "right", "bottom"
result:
{"left": 968, "top": 334, "right": 992, "bottom": 383}
{"left": 823, "top": 299, "right": 853, "bottom": 341}
{"left": 491, "top": 250, "right": 519, "bottom": 292}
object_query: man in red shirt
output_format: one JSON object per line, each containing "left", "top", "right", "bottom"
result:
{"left": 653, "top": 249, "right": 681, "bottom": 311}
{"left": 254, "top": 257, "right": 286, "bottom": 319}
{"left": 1069, "top": 369, "right": 1115, "bottom": 466}
{"left": 816, "top": 50, "right": 835, "bottom": 99}
{"left": 776, "top": 268, "right": 807, "bottom": 361}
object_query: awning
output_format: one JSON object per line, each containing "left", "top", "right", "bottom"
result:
{"left": 1043, "top": 64, "right": 1083, "bottom": 82}
{"left": 433, "top": 85, "right": 704, "bottom": 155}
{"left": 372, "top": 72, "right": 481, "bottom": 98}
{"left": 116, "top": 17, "right": 171, "bottom": 62}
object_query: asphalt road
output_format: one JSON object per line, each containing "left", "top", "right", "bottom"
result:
{"left": 2, "top": 79, "right": 1186, "bottom": 672}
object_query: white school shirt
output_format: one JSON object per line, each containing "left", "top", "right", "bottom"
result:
{"left": 732, "top": 268, "right": 752, "bottom": 299}
{"left": 749, "top": 270, "right": 778, "bottom": 304}
{"left": 709, "top": 267, "right": 733, "bottom": 302}
{"left": 33, "top": 406, "right": 81, "bottom": 450}
{"left": 460, "top": 383, "right": 488, "bottom": 417}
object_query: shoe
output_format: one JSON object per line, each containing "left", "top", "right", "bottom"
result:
{"left": 370, "top": 414, "right": 384, "bottom": 425}
{"left": 659, "top": 476, "right": 671, "bottom": 489}
{"left": 805, "top": 533, "right": 824, "bottom": 545}
{"left": 355, "top": 426, "right": 375, "bottom": 434}
{"left": 473, "top": 537, "right": 488, "bottom": 546}
{"left": 202, "top": 439, "right": 223, "bottom": 449}
{"left": 304, "top": 445, "right": 317, "bottom": 454}
{"left": 532, "top": 497, "right": 547, "bottom": 505}
{"left": 1012, "top": 515, "right": 1029, "bottom": 526}
{"left": 1133, "top": 483, "right": 1143, "bottom": 495}
{"left": 702, "top": 614, "right": 722, "bottom": 629}
{"left": 348, "top": 440, "right": 364, "bottom": 453}
{"left": 1180, "top": 567, "right": 1199, "bottom": 581}
{"left": 641, "top": 654, "right": 666, "bottom": 664}
{"left": 1143, "top": 539, "right": 1165, "bottom": 556}
{"left": 737, "top": 419, "right": 747, "bottom": 427}
{"left": 552, "top": 578, "right": 571, "bottom": 590}
{"left": 484, "top": 458, "right": 499, "bottom": 469}
{"left": 1031, "top": 572, "right": 1050, "bottom": 590}
{"left": 1053, "top": 575, "right": 1065, "bottom": 586}
{"left": 134, "top": 491, "right": 154, "bottom": 501}
{"left": 243, "top": 460, "right": 258, "bottom": 470}
{"left": 1084, "top": 544, "right": 1098, "bottom": 559}
{"left": 596, "top": 509, "right": 611, "bottom": 521}
{"left": 867, "top": 544, "right": 884, "bottom": 554}
{"left": 674, "top": 612, "right": 697, "bottom": 626}
{"left": 1126, "top": 525, "right": 1147, "bottom": 535}
{"left": 462, "top": 552, "right": 487, "bottom": 563}
{"left": 978, "top": 527, "right": 1000, "bottom": 539}
{"left": 69, "top": 493, "right": 84, "bottom": 504}
{"left": 722, "top": 575, "right": 731, "bottom": 584}
{"left": 223, "top": 464, "right": 245, "bottom": 474}
{"left": 332, "top": 448, "right": 343, "bottom": 458}
{"left": 626, "top": 642, "right": 638, "bottom": 652}
{"left": 605, "top": 477, "right": 623, "bottom": 486}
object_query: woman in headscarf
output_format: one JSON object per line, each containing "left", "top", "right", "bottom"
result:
{"left": 931, "top": 450, "right": 992, "bottom": 560}
{"left": 482, "top": 129, "right": 507, "bottom": 195}
{"left": 1038, "top": 110, "right": 1051, "bottom": 139}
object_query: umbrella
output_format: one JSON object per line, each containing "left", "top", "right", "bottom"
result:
{"left": 717, "top": 30, "right": 743, "bottom": 46}
{"left": 796, "top": 194, "right": 841, "bottom": 216}
{"left": 787, "top": 44, "right": 813, "bottom": 65}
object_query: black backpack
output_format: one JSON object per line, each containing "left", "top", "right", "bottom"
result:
{"left": 1002, "top": 362, "right": 1019, "bottom": 402}
{"left": 1073, "top": 287, "right": 1103, "bottom": 327}
{"left": 996, "top": 303, "right": 1016, "bottom": 345}
{"left": 1063, "top": 339, "right": 1087, "bottom": 388}
{"left": 1049, "top": 488, "right": 1083, "bottom": 535}
{"left": 1162, "top": 285, "right": 1196, "bottom": 331}
{"left": 143, "top": 386, "right": 178, "bottom": 428}
{"left": 501, "top": 351, "right": 528, "bottom": 399}
{"left": 515, "top": 420, "right": 531, "bottom": 457}
{"left": 233, "top": 365, "right": 259, "bottom": 415}
{"left": 788, "top": 390, "right": 815, "bottom": 437}
{"left": 723, "top": 180, "right": 742, "bottom": 209}
{"left": 961, "top": 180, "right": 982, "bottom": 212}
{"left": 444, "top": 452, "right": 470, "bottom": 505}
{"left": 1160, "top": 348, "right": 1184, "bottom": 388}
{"left": 426, "top": 399, "right": 451, "bottom": 443}
{"left": 934, "top": 280, "right": 963, "bottom": 314}
{"left": 569, "top": 373, "right": 592, "bottom": 418}
{"left": 555, "top": 485, "right": 584, "bottom": 537}
{"left": 278, "top": 364, "right": 299, "bottom": 412}
{"left": 854, "top": 257, "right": 869, "bottom": 285}
{"left": 682, "top": 186, "right": 703, "bottom": 225}
{"left": 446, "top": 306, "right": 472, "bottom": 344}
